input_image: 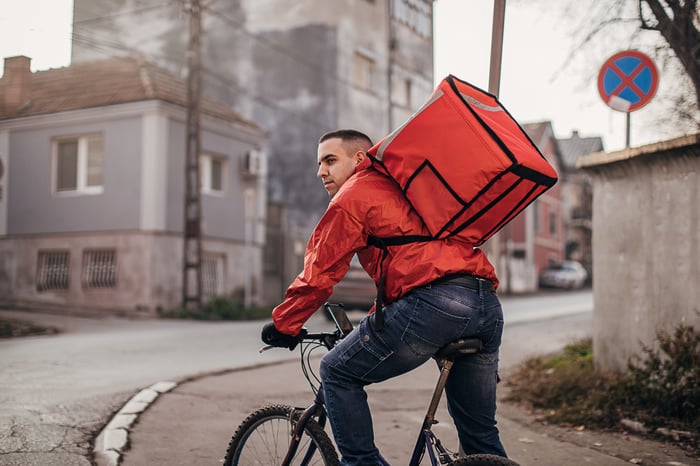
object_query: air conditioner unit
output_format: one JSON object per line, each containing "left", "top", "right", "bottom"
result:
{"left": 241, "top": 150, "right": 261, "bottom": 177}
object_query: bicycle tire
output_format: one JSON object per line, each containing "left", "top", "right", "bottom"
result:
{"left": 224, "top": 404, "right": 340, "bottom": 466}
{"left": 450, "top": 454, "right": 521, "bottom": 466}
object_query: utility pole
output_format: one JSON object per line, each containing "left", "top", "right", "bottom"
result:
{"left": 488, "top": 0, "right": 511, "bottom": 293}
{"left": 387, "top": 0, "right": 395, "bottom": 133}
{"left": 182, "top": 0, "right": 203, "bottom": 310}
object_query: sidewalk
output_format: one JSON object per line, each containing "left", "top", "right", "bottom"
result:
{"left": 111, "top": 356, "right": 698, "bottom": 466}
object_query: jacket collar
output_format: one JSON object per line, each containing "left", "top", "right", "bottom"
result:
{"left": 354, "top": 156, "right": 372, "bottom": 174}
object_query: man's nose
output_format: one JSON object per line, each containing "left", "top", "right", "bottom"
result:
{"left": 317, "top": 164, "right": 327, "bottom": 178}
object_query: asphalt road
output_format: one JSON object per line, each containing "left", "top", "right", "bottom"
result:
{"left": 0, "top": 289, "right": 593, "bottom": 465}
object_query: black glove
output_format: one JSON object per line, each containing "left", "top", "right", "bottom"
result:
{"left": 261, "top": 322, "right": 306, "bottom": 351}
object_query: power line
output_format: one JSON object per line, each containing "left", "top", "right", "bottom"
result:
{"left": 70, "top": 30, "right": 332, "bottom": 130}
{"left": 72, "top": 2, "right": 175, "bottom": 26}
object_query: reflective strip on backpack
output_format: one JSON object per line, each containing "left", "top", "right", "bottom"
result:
{"left": 373, "top": 89, "right": 445, "bottom": 162}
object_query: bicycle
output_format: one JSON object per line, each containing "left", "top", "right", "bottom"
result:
{"left": 224, "top": 303, "right": 520, "bottom": 466}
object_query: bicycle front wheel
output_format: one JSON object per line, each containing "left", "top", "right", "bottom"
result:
{"left": 451, "top": 454, "right": 521, "bottom": 466}
{"left": 224, "top": 404, "right": 339, "bottom": 466}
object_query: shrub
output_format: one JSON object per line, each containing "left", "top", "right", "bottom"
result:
{"left": 159, "top": 296, "right": 272, "bottom": 321}
{"left": 0, "top": 319, "right": 59, "bottom": 338}
{"left": 622, "top": 324, "right": 700, "bottom": 433}
{"left": 506, "top": 324, "right": 700, "bottom": 443}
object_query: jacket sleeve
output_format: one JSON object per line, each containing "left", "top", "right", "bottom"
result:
{"left": 272, "top": 203, "right": 367, "bottom": 335}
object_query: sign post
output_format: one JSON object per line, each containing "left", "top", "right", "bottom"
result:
{"left": 597, "top": 50, "right": 658, "bottom": 147}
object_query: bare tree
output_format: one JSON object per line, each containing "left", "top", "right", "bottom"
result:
{"left": 639, "top": 0, "right": 700, "bottom": 109}
{"left": 540, "top": 0, "right": 700, "bottom": 132}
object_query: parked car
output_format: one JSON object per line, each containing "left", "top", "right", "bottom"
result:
{"left": 328, "top": 255, "right": 376, "bottom": 312}
{"left": 538, "top": 261, "right": 588, "bottom": 289}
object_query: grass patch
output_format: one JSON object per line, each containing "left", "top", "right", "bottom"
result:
{"left": 158, "top": 296, "right": 272, "bottom": 321}
{"left": 0, "top": 318, "right": 60, "bottom": 338}
{"left": 505, "top": 324, "right": 699, "bottom": 453}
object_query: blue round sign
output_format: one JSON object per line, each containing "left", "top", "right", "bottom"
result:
{"left": 597, "top": 50, "right": 658, "bottom": 112}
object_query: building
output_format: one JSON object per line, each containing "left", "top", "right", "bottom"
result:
{"left": 491, "top": 121, "right": 564, "bottom": 293}
{"left": 0, "top": 55, "right": 267, "bottom": 314}
{"left": 71, "top": 0, "right": 436, "bottom": 300}
{"left": 556, "top": 130, "right": 604, "bottom": 278}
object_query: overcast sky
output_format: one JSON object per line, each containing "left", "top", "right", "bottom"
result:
{"left": 0, "top": 0, "right": 673, "bottom": 152}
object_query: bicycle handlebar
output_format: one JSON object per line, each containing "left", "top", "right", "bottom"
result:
{"left": 259, "top": 330, "right": 343, "bottom": 353}
{"left": 259, "top": 303, "right": 354, "bottom": 353}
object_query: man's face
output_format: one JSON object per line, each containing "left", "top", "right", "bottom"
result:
{"left": 317, "top": 138, "right": 362, "bottom": 198}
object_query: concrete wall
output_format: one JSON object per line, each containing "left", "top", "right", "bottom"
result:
{"left": 0, "top": 232, "right": 264, "bottom": 314}
{"left": 7, "top": 116, "right": 142, "bottom": 234}
{"left": 579, "top": 133, "right": 700, "bottom": 372}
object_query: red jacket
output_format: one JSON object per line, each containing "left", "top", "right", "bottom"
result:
{"left": 272, "top": 158, "right": 498, "bottom": 335}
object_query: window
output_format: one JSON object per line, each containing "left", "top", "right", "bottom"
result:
{"left": 37, "top": 250, "right": 70, "bottom": 291}
{"left": 391, "top": 0, "right": 432, "bottom": 38}
{"left": 53, "top": 134, "right": 104, "bottom": 194}
{"left": 353, "top": 52, "right": 375, "bottom": 90}
{"left": 82, "top": 249, "right": 117, "bottom": 288}
{"left": 549, "top": 212, "right": 558, "bottom": 236}
{"left": 201, "top": 154, "right": 226, "bottom": 193}
{"left": 391, "top": 76, "right": 411, "bottom": 107}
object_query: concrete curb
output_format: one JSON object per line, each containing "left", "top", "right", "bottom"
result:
{"left": 94, "top": 381, "right": 178, "bottom": 466}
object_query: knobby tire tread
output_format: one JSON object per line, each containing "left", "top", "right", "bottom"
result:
{"left": 450, "top": 453, "right": 521, "bottom": 466}
{"left": 224, "top": 403, "right": 339, "bottom": 466}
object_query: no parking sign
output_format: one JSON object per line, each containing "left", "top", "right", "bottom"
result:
{"left": 597, "top": 50, "right": 658, "bottom": 112}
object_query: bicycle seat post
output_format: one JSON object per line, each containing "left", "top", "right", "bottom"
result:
{"left": 424, "top": 338, "right": 482, "bottom": 425}
{"left": 424, "top": 357, "right": 454, "bottom": 426}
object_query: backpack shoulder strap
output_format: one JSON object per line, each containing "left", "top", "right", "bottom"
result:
{"left": 366, "top": 234, "right": 434, "bottom": 330}
{"left": 367, "top": 234, "right": 433, "bottom": 249}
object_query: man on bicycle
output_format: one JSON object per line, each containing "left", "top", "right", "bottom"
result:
{"left": 262, "top": 129, "right": 508, "bottom": 465}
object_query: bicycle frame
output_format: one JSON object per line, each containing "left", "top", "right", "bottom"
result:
{"left": 408, "top": 358, "right": 458, "bottom": 465}
{"left": 282, "top": 349, "right": 462, "bottom": 466}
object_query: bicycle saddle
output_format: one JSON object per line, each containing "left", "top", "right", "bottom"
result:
{"left": 434, "top": 338, "right": 482, "bottom": 360}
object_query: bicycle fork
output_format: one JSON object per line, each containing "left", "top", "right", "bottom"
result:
{"left": 409, "top": 358, "right": 456, "bottom": 466}
{"left": 283, "top": 391, "right": 327, "bottom": 466}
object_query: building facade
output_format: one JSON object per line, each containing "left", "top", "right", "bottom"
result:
{"left": 71, "top": 0, "right": 436, "bottom": 301}
{"left": 556, "top": 130, "right": 604, "bottom": 279}
{"left": 0, "top": 56, "right": 267, "bottom": 314}
{"left": 490, "top": 121, "right": 564, "bottom": 293}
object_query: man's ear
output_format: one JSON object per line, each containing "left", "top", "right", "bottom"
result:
{"left": 355, "top": 151, "right": 365, "bottom": 165}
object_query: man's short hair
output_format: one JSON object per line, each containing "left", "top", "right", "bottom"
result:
{"left": 319, "top": 129, "right": 373, "bottom": 148}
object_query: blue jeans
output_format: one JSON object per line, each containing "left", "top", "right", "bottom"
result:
{"left": 319, "top": 276, "right": 507, "bottom": 465}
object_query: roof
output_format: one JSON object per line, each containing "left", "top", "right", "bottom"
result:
{"left": 557, "top": 130, "right": 604, "bottom": 171}
{"left": 577, "top": 132, "right": 699, "bottom": 170}
{"left": 0, "top": 55, "right": 263, "bottom": 133}
{"left": 520, "top": 121, "right": 552, "bottom": 149}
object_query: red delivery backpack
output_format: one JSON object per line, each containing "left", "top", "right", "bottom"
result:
{"left": 366, "top": 75, "right": 558, "bottom": 329}
{"left": 368, "top": 74, "right": 558, "bottom": 245}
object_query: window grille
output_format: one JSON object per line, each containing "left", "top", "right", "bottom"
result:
{"left": 36, "top": 251, "right": 70, "bottom": 291}
{"left": 82, "top": 249, "right": 117, "bottom": 288}
{"left": 202, "top": 253, "right": 225, "bottom": 297}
